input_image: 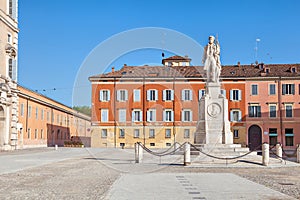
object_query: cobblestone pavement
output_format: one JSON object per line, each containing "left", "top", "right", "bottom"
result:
{"left": 0, "top": 148, "right": 299, "bottom": 199}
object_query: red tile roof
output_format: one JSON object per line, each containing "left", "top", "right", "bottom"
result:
{"left": 162, "top": 55, "right": 191, "bottom": 62}
{"left": 89, "top": 63, "right": 300, "bottom": 81}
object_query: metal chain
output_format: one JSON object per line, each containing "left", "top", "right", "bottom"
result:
{"left": 137, "top": 142, "right": 186, "bottom": 157}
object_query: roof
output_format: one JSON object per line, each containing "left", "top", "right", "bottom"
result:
{"left": 89, "top": 63, "right": 300, "bottom": 81}
{"left": 162, "top": 55, "right": 191, "bottom": 62}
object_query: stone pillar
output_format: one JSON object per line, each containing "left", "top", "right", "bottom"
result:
{"left": 262, "top": 143, "right": 269, "bottom": 166}
{"left": 297, "top": 144, "right": 300, "bottom": 163}
{"left": 135, "top": 142, "right": 143, "bottom": 163}
{"left": 184, "top": 143, "right": 191, "bottom": 166}
{"left": 276, "top": 143, "right": 282, "bottom": 158}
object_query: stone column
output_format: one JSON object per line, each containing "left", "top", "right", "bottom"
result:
{"left": 135, "top": 142, "right": 143, "bottom": 163}
{"left": 276, "top": 143, "right": 282, "bottom": 158}
{"left": 297, "top": 144, "right": 300, "bottom": 163}
{"left": 262, "top": 143, "right": 269, "bottom": 166}
{"left": 184, "top": 143, "right": 191, "bottom": 166}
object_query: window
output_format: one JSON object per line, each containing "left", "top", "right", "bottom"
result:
{"left": 7, "top": 58, "right": 16, "bottom": 81}
{"left": 230, "top": 89, "right": 241, "bottom": 101}
{"left": 133, "top": 89, "right": 141, "bottom": 102}
{"left": 99, "top": 90, "right": 110, "bottom": 102}
{"left": 147, "top": 89, "right": 158, "bottom": 101}
{"left": 35, "top": 107, "right": 38, "bottom": 120}
{"left": 27, "top": 128, "right": 31, "bottom": 139}
{"left": 132, "top": 110, "right": 142, "bottom": 122}
{"left": 40, "top": 129, "right": 43, "bottom": 139}
{"left": 230, "top": 110, "right": 242, "bottom": 122}
{"left": 101, "top": 129, "right": 107, "bottom": 138}
{"left": 221, "top": 89, "right": 226, "bottom": 97}
{"left": 47, "top": 111, "right": 50, "bottom": 122}
{"left": 269, "top": 84, "right": 276, "bottom": 95}
{"left": 251, "top": 85, "right": 258, "bottom": 95}
{"left": 57, "top": 114, "right": 60, "bottom": 124}
{"left": 291, "top": 67, "right": 296, "bottom": 73}
{"left": 163, "top": 110, "right": 174, "bottom": 122}
{"left": 166, "top": 143, "right": 171, "bottom": 146}
{"left": 165, "top": 129, "right": 171, "bottom": 138}
{"left": 168, "top": 62, "right": 172, "bottom": 67}
{"left": 149, "top": 129, "right": 155, "bottom": 138}
{"left": 119, "top": 129, "right": 125, "bottom": 138}
{"left": 118, "top": 109, "right": 126, "bottom": 122}
{"left": 248, "top": 105, "right": 261, "bottom": 117}
{"left": 269, "top": 128, "right": 277, "bottom": 146}
{"left": 28, "top": 105, "right": 32, "bottom": 118}
{"left": 147, "top": 109, "right": 156, "bottom": 122}
{"left": 150, "top": 143, "right": 155, "bottom": 147}
{"left": 182, "top": 89, "right": 192, "bottom": 101}
{"left": 285, "top": 129, "right": 294, "bottom": 146}
{"left": 101, "top": 109, "right": 109, "bottom": 122}
{"left": 120, "top": 143, "right": 125, "bottom": 148}
{"left": 7, "top": 33, "right": 12, "bottom": 44}
{"left": 269, "top": 105, "right": 277, "bottom": 118}
{"left": 233, "top": 130, "right": 239, "bottom": 138}
{"left": 41, "top": 109, "right": 44, "bottom": 120}
{"left": 198, "top": 89, "right": 205, "bottom": 100}
{"left": 282, "top": 84, "right": 295, "bottom": 95}
{"left": 117, "top": 90, "right": 128, "bottom": 101}
{"left": 184, "top": 129, "right": 190, "bottom": 138}
{"left": 8, "top": 58, "right": 12, "bottom": 79}
{"left": 8, "top": 0, "right": 17, "bottom": 19}
{"left": 182, "top": 109, "right": 192, "bottom": 122}
{"left": 285, "top": 104, "right": 293, "bottom": 118}
{"left": 182, "top": 62, "right": 186, "bottom": 66}
{"left": 134, "top": 129, "right": 140, "bottom": 138}
{"left": 163, "top": 89, "right": 174, "bottom": 101}
{"left": 35, "top": 129, "right": 38, "bottom": 139}
{"left": 20, "top": 103, "right": 24, "bottom": 117}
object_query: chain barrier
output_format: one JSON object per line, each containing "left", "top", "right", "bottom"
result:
{"left": 137, "top": 142, "right": 186, "bottom": 157}
{"left": 188, "top": 142, "right": 263, "bottom": 161}
{"left": 269, "top": 149, "right": 286, "bottom": 165}
{"left": 282, "top": 147, "right": 298, "bottom": 158}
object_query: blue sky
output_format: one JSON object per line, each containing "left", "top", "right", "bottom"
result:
{"left": 18, "top": 0, "right": 300, "bottom": 106}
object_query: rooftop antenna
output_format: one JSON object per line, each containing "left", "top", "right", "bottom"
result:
{"left": 255, "top": 38, "right": 260, "bottom": 62}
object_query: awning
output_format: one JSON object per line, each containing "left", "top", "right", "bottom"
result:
{"left": 285, "top": 133, "right": 294, "bottom": 136}
{"left": 269, "top": 133, "right": 277, "bottom": 136}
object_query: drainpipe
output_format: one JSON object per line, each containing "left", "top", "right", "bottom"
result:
{"left": 173, "top": 77, "right": 176, "bottom": 146}
{"left": 143, "top": 77, "right": 146, "bottom": 146}
{"left": 278, "top": 76, "right": 283, "bottom": 146}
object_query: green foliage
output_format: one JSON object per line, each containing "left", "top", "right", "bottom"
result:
{"left": 73, "top": 106, "right": 91, "bottom": 116}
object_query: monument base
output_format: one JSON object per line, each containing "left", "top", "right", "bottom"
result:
{"left": 194, "top": 82, "right": 233, "bottom": 145}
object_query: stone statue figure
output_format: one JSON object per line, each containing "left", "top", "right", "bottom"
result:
{"left": 202, "top": 35, "right": 221, "bottom": 83}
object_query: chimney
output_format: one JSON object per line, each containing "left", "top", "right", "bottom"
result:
{"left": 111, "top": 66, "right": 115, "bottom": 72}
{"left": 237, "top": 61, "right": 241, "bottom": 67}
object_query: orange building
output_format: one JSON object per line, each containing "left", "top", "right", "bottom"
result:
{"left": 17, "top": 85, "right": 91, "bottom": 148}
{"left": 90, "top": 56, "right": 300, "bottom": 150}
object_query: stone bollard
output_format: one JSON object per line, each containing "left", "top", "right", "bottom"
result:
{"left": 262, "top": 143, "right": 269, "bottom": 166}
{"left": 135, "top": 142, "right": 143, "bottom": 163}
{"left": 55, "top": 144, "right": 58, "bottom": 150}
{"left": 276, "top": 143, "right": 282, "bottom": 158}
{"left": 297, "top": 144, "right": 300, "bottom": 163}
{"left": 184, "top": 143, "right": 191, "bottom": 166}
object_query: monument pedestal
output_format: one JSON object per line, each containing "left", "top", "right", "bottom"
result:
{"left": 195, "top": 82, "right": 233, "bottom": 145}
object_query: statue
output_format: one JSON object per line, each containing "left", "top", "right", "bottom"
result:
{"left": 202, "top": 35, "right": 221, "bottom": 83}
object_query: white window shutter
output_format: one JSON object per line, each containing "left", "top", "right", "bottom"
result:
{"left": 147, "top": 90, "right": 150, "bottom": 101}
{"left": 125, "top": 90, "right": 128, "bottom": 101}
{"left": 12, "top": 0, "right": 17, "bottom": 20}
{"left": 99, "top": 90, "right": 103, "bottom": 101}
{"left": 107, "top": 90, "right": 110, "bottom": 101}
{"left": 139, "top": 111, "right": 143, "bottom": 121}
{"left": 146, "top": 110, "right": 150, "bottom": 122}
{"left": 238, "top": 110, "right": 242, "bottom": 121}
{"left": 117, "top": 90, "right": 120, "bottom": 101}
{"left": 163, "top": 110, "right": 166, "bottom": 122}
{"left": 171, "top": 90, "right": 174, "bottom": 101}
{"left": 171, "top": 111, "right": 174, "bottom": 122}
{"left": 163, "top": 90, "right": 166, "bottom": 101}
{"left": 190, "top": 111, "right": 193, "bottom": 121}
{"left": 238, "top": 90, "right": 242, "bottom": 101}
{"left": 132, "top": 111, "right": 135, "bottom": 122}
{"left": 189, "top": 90, "right": 193, "bottom": 100}
{"left": 221, "top": 89, "right": 226, "bottom": 97}
{"left": 181, "top": 110, "right": 184, "bottom": 121}
{"left": 230, "top": 111, "right": 233, "bottom": 122}
{"left": 155, "top": 90, "right": 158, "bottom": 101}
{"left": 230, "top": 90, "right": 233, "bottom": 100}
{"left": 181, "top": 90, "right": 185, "bottom": 100}
{"left": 198, "top": 90, "right": 202, "bottom": 100}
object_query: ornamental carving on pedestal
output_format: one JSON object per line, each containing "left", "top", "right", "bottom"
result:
{"left": 207, "top": 103, "right": 221, "bottom": 118}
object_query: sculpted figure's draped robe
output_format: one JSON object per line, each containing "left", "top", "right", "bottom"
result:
{"left": 202, "top": 42, "right": 221, "bottom": 83}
